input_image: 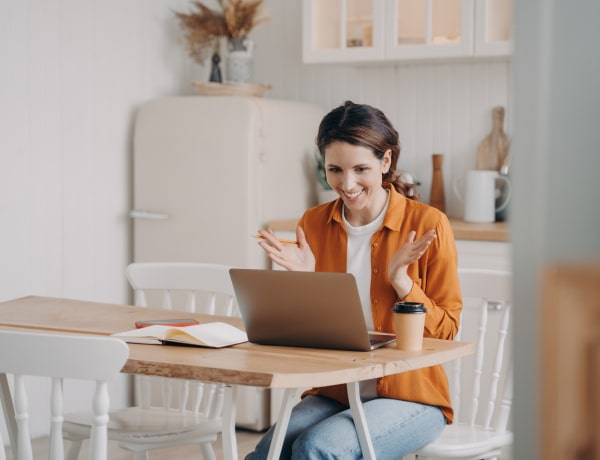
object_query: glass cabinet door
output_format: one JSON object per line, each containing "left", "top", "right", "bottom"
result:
{"left": 474, "top": 0, "right": 513, "bottom": 56}
{"left": 302, "top": 0, "right": 385, "bottom": 63}
{"left": 385, "top": 0, "right": 473, "bottom": 59}
{"left": 302, "top": 0, "right": 511, "bottom": 63}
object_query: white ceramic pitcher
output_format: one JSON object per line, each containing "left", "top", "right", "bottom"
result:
{"left": 453, "top": 170, "right": 511, "bottom": 223}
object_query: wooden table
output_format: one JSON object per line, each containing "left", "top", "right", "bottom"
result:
{"left": 0, "top": 296, "right": 474, "bottom": 460}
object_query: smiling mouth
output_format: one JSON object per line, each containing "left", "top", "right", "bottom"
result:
{"left": 343, "top": 190, "right": 364, "bottom": 199}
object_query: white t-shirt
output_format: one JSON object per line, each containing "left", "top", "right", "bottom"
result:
{"left": 342, "top": 191, "right": 390, "bottom": 401}
{"left": 342, "top": 190, "right": 390, "bottom": 330}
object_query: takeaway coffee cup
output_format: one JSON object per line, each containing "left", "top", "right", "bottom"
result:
{"left": 392, "top": 302, "right": 427, "bottom": 351}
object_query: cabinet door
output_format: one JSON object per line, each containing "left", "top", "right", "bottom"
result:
{"left": 474, "top": 0, "right": 513, "bottom": 56}
{"left": 455, "top": 240, "right": 511, "bottom": 271}
{"left": 302, "top": 0, "right": 385, "bottom": 63}
{"left": 385, "top": 0, "right": 474, "bottom": 60}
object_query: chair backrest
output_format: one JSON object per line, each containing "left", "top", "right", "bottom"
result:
{"left": 124, "top": 262, "right": 238, "bottom": 413}
{"left": 448, "top": 268, "right": 512, "bottom": 432}
{"left": 0, "top": 330, "right": 128, "bottom": 460}
{"left": 125, "top": 262, "right": 238, "bottom": 316}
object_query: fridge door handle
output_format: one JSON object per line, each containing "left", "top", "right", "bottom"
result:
{"left": 129, "top": 209, "right": 169, "bottom": 220}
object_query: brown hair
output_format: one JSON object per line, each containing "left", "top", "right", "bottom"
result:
{"left": 316, "top": 101, "right": 416, "bottom": 199}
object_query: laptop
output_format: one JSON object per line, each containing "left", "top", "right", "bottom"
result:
{"left": 229, "top": 268, "right": 396, "bottom": 351}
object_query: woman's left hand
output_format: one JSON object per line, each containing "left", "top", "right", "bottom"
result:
{"left": 388, "top": 229, "right": 436, "bottom": 299}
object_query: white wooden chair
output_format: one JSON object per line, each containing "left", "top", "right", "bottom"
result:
{"left": 62, "top": 262, "right": 239, "bottom": 460}
{"left": 415, "top": 268, "right": 513, "bottom": 460}
{"left": 0, "top": 329, "right": 128, "bottom": 460}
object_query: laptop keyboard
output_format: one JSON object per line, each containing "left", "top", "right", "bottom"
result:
{"left": 368, "top": 332, "right": 396, "bottom": 348}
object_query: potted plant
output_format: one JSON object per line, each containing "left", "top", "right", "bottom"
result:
{"left": 314, "top": 150, "right": 338, "bottom": 204}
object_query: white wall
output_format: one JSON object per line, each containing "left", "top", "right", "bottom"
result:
{"left": 0, "top": 0, "right": 203, "bottom": 440}
{"left": 0, "top": 0, "right": 204, "bottom": 307}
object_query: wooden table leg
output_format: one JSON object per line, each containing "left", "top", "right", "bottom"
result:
{"left": 222, "top": 385, "right": 238, "bottom": 460}
{"left": 347, "top": 381, "right": 376, "bottom": 460}
{"left": 267, "top": 388, "right": 301, "bottom": 460}
{"left": 0, "top": 373, "right": 17, "bottom": 459}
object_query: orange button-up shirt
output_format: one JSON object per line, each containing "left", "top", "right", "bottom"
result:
{"left": 299, "top": 186, "right": 462, "bottom": 423}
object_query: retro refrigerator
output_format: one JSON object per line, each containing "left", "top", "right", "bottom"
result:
{"left": 130, "top": 96, "right": 325, "bottom": 430}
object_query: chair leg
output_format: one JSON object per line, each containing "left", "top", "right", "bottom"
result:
{"left": 200, "top": 442, "right": 217, "bottom": 460}
{"left": 133, "top": 451, "right": 149, "bottom": 460}
{"left": 222, "top": 385, "right": 238, "bottom": 460}
{"left": 65, "top": 439, "right": 83, "bottom": 460}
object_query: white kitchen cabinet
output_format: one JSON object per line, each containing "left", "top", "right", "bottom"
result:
{"left": 385, "top": 0, "right": 474, "bottom": 60}
{"left": 474, "top": 0, "right": 513, "bottom": 56}
{"left": 302, "top": 0, "right": 386, "bottom": 63}
{"left": 450, "top": 219, "right": 511, "bottom": 270}
{"left": 302, "top": 0, "right": 512, "bottom": 63}
{"left": 455, "top": 239, "right": 511, "bottom": 271}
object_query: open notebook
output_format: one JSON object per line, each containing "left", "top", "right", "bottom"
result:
{"left": 111, "top": 322, "right": 248, "bottom": 348}
{"left": 229, "top": 269, "right": 396, "bottom": 351}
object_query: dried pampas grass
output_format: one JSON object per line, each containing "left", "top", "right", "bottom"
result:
{"left": 175, "top": 0, "right": 269, "bottom": 64}
{"left": 223, "top": 0, "right": 269, "bottom": 39}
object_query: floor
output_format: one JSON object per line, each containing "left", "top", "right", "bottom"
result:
{"left": 3, "top": 429, "right": 264, "bottom": 459}
{"left": 2, "top": 430, "right": 511, "bottom": 460}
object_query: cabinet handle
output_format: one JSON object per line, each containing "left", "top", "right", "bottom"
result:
{"left": 129, "top": 209, "right": 169, "bottom": 220}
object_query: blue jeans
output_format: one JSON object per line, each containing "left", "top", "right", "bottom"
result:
{"left": 244, "top": 395, "right": 445, "bottom": 460}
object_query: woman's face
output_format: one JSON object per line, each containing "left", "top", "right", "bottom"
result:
{"left": 324, "top": 141, "right": 391, "bottom": 218}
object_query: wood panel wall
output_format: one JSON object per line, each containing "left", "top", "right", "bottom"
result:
{"left": 0, "top": 0, "right": 195, "bottom": 306}
{"left": 0, "top": 0, "right": 197, "bottom": 439}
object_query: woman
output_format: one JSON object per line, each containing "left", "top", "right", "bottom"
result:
{"left": 249, "top": 101, "right": 462, "bottom": 460}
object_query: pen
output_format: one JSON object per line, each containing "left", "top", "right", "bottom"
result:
{"left": 253, "top": 234, "right": 298, "bottom": 245}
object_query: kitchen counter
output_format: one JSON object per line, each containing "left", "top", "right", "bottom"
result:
{"left": 266, "top": 218, "right": 509, "bottom": 243}
{"left": 448, "top": 219, "right": 509, "bottom": 242}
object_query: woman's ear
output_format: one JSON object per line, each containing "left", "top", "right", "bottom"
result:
{"left": 382, "top": 150, "right": 392, "bottom": 173}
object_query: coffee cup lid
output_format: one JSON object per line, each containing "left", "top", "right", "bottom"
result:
{"left": 392, "top": 302, "right": 426, "bottom": 314}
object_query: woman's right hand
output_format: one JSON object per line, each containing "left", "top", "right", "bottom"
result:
{"left": 257, "top": 227, "right": 315, "bottom": 272}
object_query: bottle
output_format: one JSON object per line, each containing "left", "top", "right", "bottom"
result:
{"left": 430, "top": 153, "right": 446, "bottom": 213}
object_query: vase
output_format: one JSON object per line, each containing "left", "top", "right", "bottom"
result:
{"left": 226, "top": 37, "right": 253, "bottom": 84}
{"left": 430, "top": 153, "right": 446, "bottom": 213}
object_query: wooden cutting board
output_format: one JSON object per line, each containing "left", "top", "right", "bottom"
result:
{"left": 476, "top": 106, "right": 510, "bottom": 171}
